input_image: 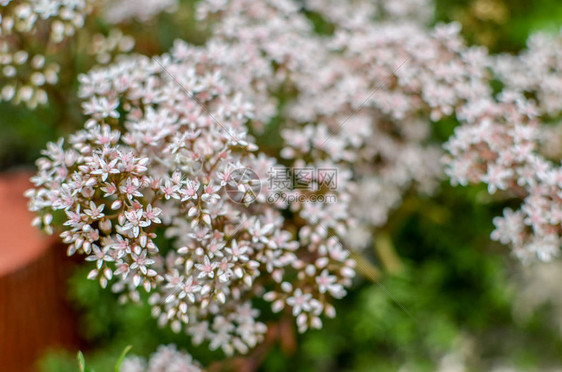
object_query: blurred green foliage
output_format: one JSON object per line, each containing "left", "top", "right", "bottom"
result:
{"left": 434, "top": 0, "right": 562, "bottom": 52}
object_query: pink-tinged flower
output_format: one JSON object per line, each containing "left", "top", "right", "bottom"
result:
{"left": 144, "top": 204, "right": 162, "bottom": 224}
{"left": 248, "top": 220, "right": 273, "bottom": 244}
{"left": 64, "top": 206, "right": 84, "bottom": 228}
{"left": 195, "top": 256, "right": 217, "bottom": 279}
{"left": 123, "top": 208, "right": 150, "bottom": 237}
{"left": 286, "top": 288, "right": 313, "bottom": 316}
{"left": 225, "top": 240, "right": 249, "bottom": 262}
{"left": 179, "top": 276, "right": 202, "bottom": 303}
{"left": 201, "top": 183, "right": 221, "bottom": 202}
{"left": 82, "top": 96, "right": 120, "bottom": 119}
{"left": 84, "top": 201, "right": 105, "bottom": 219}
{"left": 91, "top": 157, "right": 120, "bottom": 182}
{"left": 180, "top": 180, "right": 200, "bottom": 201}
{"left": 130, "top": 250, "right": 155, "bottom": 276}
{"left": 160, "top": 180, "right": 180, "bottom": 200}
{"left": 120, "top": 177, "right": 143, "bottom": 200}
{"left": 315, "top": 269, "right": 341, "bottom": 295}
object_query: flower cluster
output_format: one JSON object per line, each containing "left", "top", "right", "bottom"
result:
{"left": 206, "top": 1, "right": 488, "bottom": 247}
{"left": 199, "top": 0, "right": 561, "bottom": 262}
{"left": 444, "top": 28, "right": 562, "bottom": 262}
{"left": 103, "top": 0, "right": 178, "bottom": 24}
{"left": 285, "top": 21, "right": 490, "bottom": 235}
{"left": 28, "top": 42, "right": 356, "bottom": 355}
{"left": 302, "top": 0, "right": 434, "bottom": 28}
{"left": 195, "top": 0, "right": 324, "bottom": 127}
{"left": 0, "top": 0, "right": 96, "bottom": 107}
{"left": 196, "top": 0, "right": 492, "bottom": 252}
{"left": 88, "top": 29, "right": 135, "bottom": 65}
{"left": 493, "top": 29, "right": 562, "bottom": 117}
{"left": 194, "top": 6, "right": 361, "bottom": 332}
{"left": 27, "top": 0, "right": 562, "bottom": 360}
{"left": 0, "top": 0, "right": 177, "bottom": 108}
{"left": 121, "top": 345, "right": 201, "bottom": 372}
{"left": 444, "top": 91, "right": 561, "bottom": 262}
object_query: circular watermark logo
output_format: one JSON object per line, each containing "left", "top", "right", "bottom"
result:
{"left": 225, "top": 168, "right": 261, "bottom": 204}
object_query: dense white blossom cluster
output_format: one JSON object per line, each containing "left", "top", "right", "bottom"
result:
{"left": 25, "top": 0, "right": 562, "bottom": 359}
{"left": 27, "top": 42, "right": 355, "bottom": 355}
{"left": 0, "top": 0, "right": 96, "bottom": 107}
{"left": 197, "top": 1, "right": 361, "bottom": 279}
{"left": 121, "top": 345, "right": 201, "bottom": 372}
{"left": 201, "top": 0, "right": 561, "bottom": 260}
{"left": 198, "top": 0, "right": 491, "bottom": 248}
{"left": 493, "top": 29, "right": 562, "bottom": 117}
{"left": 0, "top": 0, "right": 178, "bottom": 108}
{"left": 285, "top": 21, "right": 490, "bottom": 234}
{"left": 195, "top": 0, "right": 324, "bottom": 127}
{"left": 444, "top": 30, "right": 562, "bottom": 262}
{"left": 303, "top": 0, "right": 433, "bottom": 28}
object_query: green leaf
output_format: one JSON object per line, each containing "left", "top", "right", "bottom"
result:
{"left": 77, "top": 351, "right": 86, "bottom": 372}
{"left": 115, "top": 345, "right": 133, "bottom": 372}
{"left": 77, "top": 351, "right": 95, "bottom": 372}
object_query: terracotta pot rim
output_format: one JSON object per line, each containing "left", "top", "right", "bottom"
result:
{"left": 0, "top": 169, "right": 53, "bottom": 276}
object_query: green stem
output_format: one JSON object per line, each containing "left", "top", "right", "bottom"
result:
{"left": 351, "top": 252, "right": 383, "bottom": 282}
{"left": 374, "top": 232, "right": 404, "bottom": 275}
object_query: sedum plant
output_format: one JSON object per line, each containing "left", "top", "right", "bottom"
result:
{"left": 444, "top": 29, "right": 562, "bottom": 263}
{"left": 22, "top": 0, "right": 561, "bottom": 367}
{"left": 26, "top": 43, "right": 355, "bottom": 356}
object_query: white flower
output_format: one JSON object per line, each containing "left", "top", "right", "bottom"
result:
{"left": 286, "top": 288, "right": 313, "bottom": 316}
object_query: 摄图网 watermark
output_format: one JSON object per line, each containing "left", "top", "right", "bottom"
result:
{"left": 225, "top": 166, "right": 339, "bottom": 204}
